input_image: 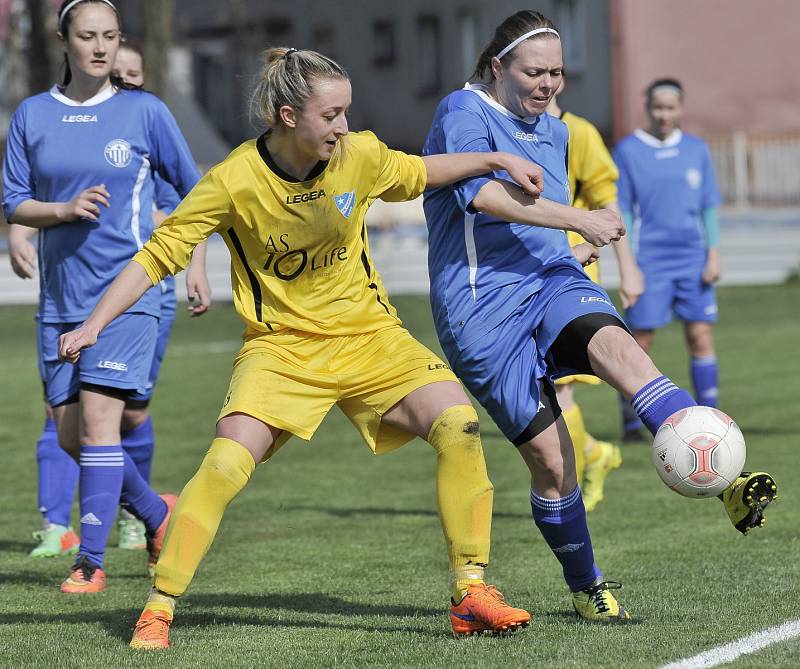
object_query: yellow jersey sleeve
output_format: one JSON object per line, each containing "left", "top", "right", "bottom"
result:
{"left": 365, "top": 132, "right": 428, "bottom": 203}
{"left": 563, "top": 112, "right": 619, "bottom": 210}
{"left": 134, "top": 169, "right": 234, "bottom": 284}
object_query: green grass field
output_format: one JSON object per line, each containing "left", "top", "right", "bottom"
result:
{"left": 0, "top": 284, "right": 797, "bottom": 668}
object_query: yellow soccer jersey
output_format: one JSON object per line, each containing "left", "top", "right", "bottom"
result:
{"left": 561, "top": 111, "right": 618, "bottom": 211}
{"left": 134, "top": 131, "right": 427, "bottom": 337}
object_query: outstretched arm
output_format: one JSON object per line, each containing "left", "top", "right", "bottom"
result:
{"left": 471, "top": 180, "right": 625, "bottom": 247}
{"left": 422, "top": 152, "right": 544, "bottom": 199}
{"left": 58, "top": 261, "right": 154, "bottom": 362}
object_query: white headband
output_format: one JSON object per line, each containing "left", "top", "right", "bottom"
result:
{"left": 496, "top": 28, "right": 560, "bottom": 60}
{"left": 59, "top": 0, "right": 117, "bottom": 27}
{"left": 649, "top": 84, "right": 684, "bottom": 98}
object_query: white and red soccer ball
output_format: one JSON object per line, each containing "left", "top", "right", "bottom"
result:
{"left": 652, "top": 406, "right": 746, "bottom": 498}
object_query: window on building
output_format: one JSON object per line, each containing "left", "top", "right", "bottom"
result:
{"left": 416, "top": 14, "right": 441, "bottom": 97}
{"left": 312, "top": 23, "right": 336, "bottom": 60}
{"left": 458, "top": 8, "right": 481, "bottom": 80}
{"left": 555, "top": 0, "right": 587, "bottom": 73}
{"left": 372, "top": 19, "right": 396, "bottom": 68}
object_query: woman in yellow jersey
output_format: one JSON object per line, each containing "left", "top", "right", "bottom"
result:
{"left": 58, "top": 47, "right": 545, "bottom": 647}
{"left": 546, "top": 76, "right": 644, "bottom": 511}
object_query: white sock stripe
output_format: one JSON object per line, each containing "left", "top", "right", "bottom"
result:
{"left": 634, "top": 384, "right": 679, "bottom": 413}
{"left": 633, "top": 382, "right": 677, "bottom": 412}
{"left": 530, "top": 486, "right": 582, "bottom": 511}
{"left": 80, "top": 453, "right": 124, "bottom": 458}
{"left": 691, "top": 356, "right": 717, "bottom": 365}
{"left": 632, "top": 381, "right": 673, "bottom": 412}
{"left": 632, "top": 377, "right": 672, "bottom": 409}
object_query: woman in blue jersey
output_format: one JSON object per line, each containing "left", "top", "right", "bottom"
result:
{"left": 422, "top": 10, "right": 777, "bottom": 621}
{"left": 2, "top": 0, "right": 201, "bottom": 593}
{"left": 614, "top": 79, "right": 722, "bottom": 442}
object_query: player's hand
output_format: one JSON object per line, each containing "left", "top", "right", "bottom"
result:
{"left": 56, "top": 184, "right": 111, "bottom": 223}
{"left": 577, "top": 209, "right": 625, "bottom": 247}
{"left": 501, "top": 154, "right": 544, "bottom": 199}
{"left": 9, "top": 235, "right": 38, "bottom": 279}
{"left": 58, "top": 323, "right": 99, "bottom": 364}
{"left": 702, "top": 249, "right": 720, "bottom": 285}
{"left": 619, "top": 263, "right": 645, "bottom": 309}
{"left": 186, "top": 266, "right": 211, "bottom": 317}
{"left": 571, "top": 242, "right": 599, "bottom": 267}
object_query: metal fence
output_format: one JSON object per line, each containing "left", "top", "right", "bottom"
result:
{"left": 709, "top": 131, "right": 800, "bottom": 207}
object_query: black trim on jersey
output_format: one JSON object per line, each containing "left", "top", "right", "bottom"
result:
{"left": 573, "top": 178, "right": 582, "bottom": 205}
{"left": 256, "top": 133, "right": 327, "bottom": 183}
{"left": 359, "top": 224, "right": 390, "bottom": 315}
{"left": 226, "top": 228, "right": 273, "bottom": 330}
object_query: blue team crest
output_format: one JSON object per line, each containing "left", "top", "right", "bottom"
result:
{"left": 104, "top": 139, "right": 132, "bottom": 168}
{"left": 333, "top": 191, "right": 355, "bottom": 219}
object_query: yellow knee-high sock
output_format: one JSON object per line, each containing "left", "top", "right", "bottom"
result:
{"left": 561, "top": 404, "right": 587, "bottom": 484}
{"left": 153, "top": 437, "right": 256, "bottom": 597}
{"left": 427, "top": 405, "right": 493, "bottom": 601}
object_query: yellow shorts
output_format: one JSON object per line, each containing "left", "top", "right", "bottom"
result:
{"left": 218, "top": 325, "right": 458, "bottom": 459}
{"left": 562, "top": 231, "right": 601, "bottom": 385}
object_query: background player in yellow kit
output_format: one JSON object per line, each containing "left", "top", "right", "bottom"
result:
{"left": 547, "top": 75, "right": 644, "bottom": 511}
{"left": 59, "top": 47, "right": 547, "bottom": 647}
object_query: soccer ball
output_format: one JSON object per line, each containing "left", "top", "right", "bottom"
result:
{"left": 652, "top": 406, "right": 746, "bottom": 498}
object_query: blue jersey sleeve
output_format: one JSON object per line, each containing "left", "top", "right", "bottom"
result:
{"left": 153, "top": 175, "right": 181, "bottom": 215}
{"left": 145, "top": 96, "right": 201, "bottom": 200}
{"left": 1, "top": 104, "right": 34, "bottom": 221}
{"left": 613, "top": 143, "right": 635, "bottom": 213}
{"left": 700, "top": 142, "right": 722, "bottom": 210}
{"left": 440, "top": 105, "right": 494, "bottom": 213}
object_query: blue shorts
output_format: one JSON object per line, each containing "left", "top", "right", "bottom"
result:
{"left": 38, "top": 313, "right": 158, "bottom": 406}
{"left": 625, "top": 271, "right": 717, "bottom": 330}
{"left": 448, "top": 270, "right": 623, "bottom": 443}
{"left": 129, "top": 277, "right": 177, "bottom": 402}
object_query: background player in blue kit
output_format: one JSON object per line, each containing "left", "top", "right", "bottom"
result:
{"left": 614, "top": 79, "right": 722, "bottom": 442}
{"left": 2, "top": 0, "right": 202, "bottom": 592}
{"left": 422, "top": 10, "right": 778, "bottom": 621}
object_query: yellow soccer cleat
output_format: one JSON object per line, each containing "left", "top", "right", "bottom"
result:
{"left": 719, "top": 471, "right": 778, "bottom": 534}
{"left": 572, "top": 581, "right": 631, "bottom": 622}
{"left": 450, "top": 584, "right": 531, "bottom": 636}
{"left": 582, "top": 440, "right": 622, "bottom": 512}
{"left": 130, "top": 609, "right": 173, "bottom": 650}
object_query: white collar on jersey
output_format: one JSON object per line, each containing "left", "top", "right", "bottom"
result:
{"left": 463, "top": 83, "right": 541, "bottom": 125}
{"left": 49, "top": 84, "right": 117, "bottom": 107}
{"left": 633, "top": 128, "right": 683, "bottom": 148}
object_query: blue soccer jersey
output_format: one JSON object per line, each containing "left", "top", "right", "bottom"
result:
{"left": 2, "top": 85, "right": 200, "bottom": 322}
{"left": 613, "top": 129, "right": 722, "bottom": 273}
{"left": 422, "top": 83, "right": 580, "bottom": 353}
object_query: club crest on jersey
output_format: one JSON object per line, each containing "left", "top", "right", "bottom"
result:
{"left": 104, "top": 139, "right": 132, "bottom": 168}
{"left": 334, "top": 191, "right": 355, "bottom": 219}
{"left": 685, "top": 167, "right": 702, "bottom": 189}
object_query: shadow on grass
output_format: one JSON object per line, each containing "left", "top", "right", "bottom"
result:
{"left": 0, "top": 540, "right": 38, "bottom": 554}
{"left": 541, "top": 609, "right": 644, "bottom": 625}
{"left": 285, "top": 505, "right": 531, "bottom": 520}
{"left": 0, "top": 570, "right": 58, "bottom": 586}
{"left": 0, "top": 594, "right": 447, "bottom": 645}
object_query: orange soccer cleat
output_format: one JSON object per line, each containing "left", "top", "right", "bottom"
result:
{"left": 450, "top": 583, "right": 531, "bottom": 636}
{"left": 130, "top": 608, "right": 172, "bottom": 650}
{"left": 60, "top": 556, "right": 106, "bottom": 594}
{"left": 146, "top": 493, "right": 177, "bottom": 576}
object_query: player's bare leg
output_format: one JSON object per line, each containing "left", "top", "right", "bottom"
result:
{"left": 618, "top": 328, "right": 655, "bottom": 443}
{"left": 383, "top": 382, "right": 531, "bottom": 635}
{"left": 516, "top": 416, "right": 629, "bottom": 621}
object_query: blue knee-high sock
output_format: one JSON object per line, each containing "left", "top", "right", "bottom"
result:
{"left": 36, "top": 418, "right": 79, "bottom": 527}
{"left": 690, "top": 356, "right": 719, "bottom": 407}
{"left": 619, "top": 394, "right": 643, "bottom": 432}
{"left": 119, "top": 450, "right": 167, "bottom": 533}
{"left": 631, "top": 376, "right": 697, "bottom": 436}
{"left": 78, "top": 445, "right": 124, "bottom": 568}
{"left": 121, "top": 416, "right": 155, "bottom": 484}
{"left": 531, "top": 486, "right": 602, "bottom": 592}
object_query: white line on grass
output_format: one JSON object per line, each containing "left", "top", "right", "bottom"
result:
{"left": 659, "top": 619, "right": 800, "bottom": 669}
